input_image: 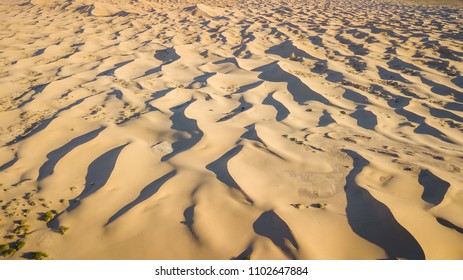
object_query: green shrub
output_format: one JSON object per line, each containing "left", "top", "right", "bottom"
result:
{"left": 13, "top": 224, "right": 30, "bottom": 235}
{"left": 15, "top": 240, "right": 25, "bottom": 250}
{"left": 58, "top": 226, "right": 69, "bottom": 235}
{"left": 2, "top": 248, "right": 16, "bottom": 257}
{"left": 0, "top": 244, "right": 9, "bottom": 253}
{"left": 42, "top": 211, "right": 54, "bottom": 222}
{"left": 29, "top": 251, "right": 48, "bottom": 260}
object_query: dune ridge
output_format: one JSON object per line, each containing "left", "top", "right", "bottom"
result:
{"left": 0, "top": 0, "right": 462, "bottom": 259}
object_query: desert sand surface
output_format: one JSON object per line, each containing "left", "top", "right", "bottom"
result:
{"left": 0, "top": 0, "right": 462, "bottom": 260}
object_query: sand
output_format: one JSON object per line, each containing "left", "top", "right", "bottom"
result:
{"left": 0, "top": 0, "right": 462, "bottom": 260}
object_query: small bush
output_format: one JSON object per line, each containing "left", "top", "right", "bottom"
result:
{"left": 0, "top": 244, "right": 9, "bottom": 253}
{"left": 2, "top": 248, "right": 16, "bottom": 257}
{"left": 42, "top": 211, "right": 54, "bottom": 222}
{"left": 14, "top": 219, "right": 27, "bottom": 226}
{"left": 13, "top": 224, "right": 30, "bottom": 235}
{"left": 29, "top": 251, "right": 48, "bottom": 260}
{"left": 58, "top": 226, "right": 69, "bottom": 235}
{"left": 15, "top": 240, "right": 25, "bottom": 250}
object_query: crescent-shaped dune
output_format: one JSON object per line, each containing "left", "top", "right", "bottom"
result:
{"left": 0, "top": 0, "right": 462, "bottom": 260}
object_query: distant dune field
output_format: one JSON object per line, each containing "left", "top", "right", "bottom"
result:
{"left": 0, "top": 0, "right": 462, "bottom": 260}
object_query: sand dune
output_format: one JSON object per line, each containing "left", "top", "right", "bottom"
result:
{"left": 0, "top": 0, "right": 462, "bottom": 260}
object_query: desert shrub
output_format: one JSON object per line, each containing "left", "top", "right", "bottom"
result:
{"left": 42, "top": 211, "right": 54, "bottom": 222}
{"left": 2, "top": 248, "right": 16, "bottom": 257}
{"left": 13, "top": 224, "right": 30, "bottom": 235}
{"left": 29, "top": 251, "right": 48, "bottom": 260}
{"left": 58, "top": 226, "right": 69, "bottom": 235}
{"left": 15, "top": 240, "right": 25, "bottom": 250}
{"left": 0, "top": 244, "right": 9, "bottom": 253}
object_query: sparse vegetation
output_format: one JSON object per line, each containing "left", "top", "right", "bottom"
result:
{"left": 13, "top": 220, "right": 30, "bottom": 236}
{"left": 15, "top": 240, "right": 25, "bottom": 250}
{"left": 2, "top": 248, "right": 16, "bottom": 257}
{"left": 28, "top": 251, "right": 48, "bottom": 260}
{"left": 58, "top": 226, "right": 69, "bottom": 235}
{"left": 310, "top": 203, "right": 327, "bottom": 209}
{"left": 0, "top": 243, "right": 9, "bottom": 253}
{"left": 289, "top": 52, "right": 303, "bottom": 62}
{"left": 42, "top": 211, "right": 55, "bottom": 222}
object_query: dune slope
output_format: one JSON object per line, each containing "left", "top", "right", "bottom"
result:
{"left": 0, "top": 0, "right": 462, "bottom": 259}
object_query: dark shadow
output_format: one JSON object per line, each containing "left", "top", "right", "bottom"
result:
{"left": 262, "top": 92, "right": 289, "bottom": 121}
{"left": 350, "top": 105, "right": 377, "bottom": 130}
{"left": 137, "top": 88, "right": 174, "bottom": 113}
{"left": 253, "top": 210, "right": 299, "bottom": 259}
{"left": 33, "top": 48, "right": 45, "bottom": 56}
{"left": 253, "top": 61, "right": 330, "bottom": 105}
{"left": 97, "top": 60, "right": 134, "bottom": 77}
{"left": 444, "top": 102, "right": 463, "bottom": 112}
{"left": 154, "top": 47, "right": 180, "bottom": 64}
{"left": 232, "top": 25, "right": 255, "bottom": 58}
{"left": 232, "top": 244, "right": 253, "bottom": 260}
{"left": 377, "top": 66, "right": 410, "bottom": 84}
{"left": 387, "top": 57, "right": 422, "bottom": 71}
{"left": 187, "top": 72, "right": 216, "bottom": 89}
{"left": 206, "top": 145, "right": 253, "bottom": 204}
{"left": 212, "top": 57, "right": 241, "bottom": 68}
{"left": 0, "top": 153, "right": 18, "bottom": 171}
{"left": 234, "top": 81, "right": 264, "bottom": 94}
{"left": 144, "top": 65, "right": 162, "bottom": 76}
{"left": 393, "top": 100, "right": 453, "bottom": 144}
{"left": 346, "top": 56, "right": 367, "bottom": 72}
{"left": 308, "top": 36, "right": 323, "bottom": 47}
{"left": 240, "top": 124, "right": 284, "bottom": 160}
{"left": 343, "top": 149, "right": 425, "bottom": 260}
{"left": 67, "top": 143, "right": 128, "bottom": 212}
{"left": 7, "top": 93, "right": 97, "bottom": 146}
{"left": 241, "top": 124, "right": 263, "bottom": 143}
{"left": 420, "top": 76, "right": 463, "bottom": 103}
{"left": 325, "top": 69, "right": 344, "bottom": 83}
{"left": 317, "top": 109, "right": 336, "bottom": 127}
{"left": 38, "top": 127, "right": 105, "bottom": 181}
{"left": 423, "top": 104, "right": 463, "bottom": 123}
{"left": 105, "top": 89, "right": 123, "bottom": 101}
{"left": 348, "top": 44, "right": 369, "bottom": 56}
{"left": 418, "top": 169, "right": 450, "bottom": 206}
{"left": 12, "top": 178, "right": 31, "bottom": 187}
{"left": 151, "top": 88, "right": 173, "bottom": 101}
{"left": 266, "top": 40, "right": 318, "bottom": 61}
{"left": 180, "top": 204, "right": 199, "bottom": 240}
{"left": 365, "top": 24, "right": 408, "bottom": 42}
{"left": 334, "top": 34, "right": 352, "bottom": 45}
{"left": 343, "top": 89, "right": 370, "bottom": 105}
{"left": 105, "top": 170, "right": 176, "bottom": 226}
{"left": 15, "top": 83, "right": 49, "bottom": 109}
{"left": 451, "top": 75, "right": 463, "bottom": 90}
{"left": 217, "top": 96, "right": 252, "bottom": 122}
{"left": 414, "top": 122, "right": 453, "bottom": 144}
{"left": 436, "top": 217, "right": 463, "bottom": 234}
{"left": 162, "top": 99, "right": 203, "bottom": 161}
{"left": 268, "top": 27, "right": 289, "bottom": 41}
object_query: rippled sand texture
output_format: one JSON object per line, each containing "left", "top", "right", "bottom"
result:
{"left": 0, "top": 0, "right": 462, "bottom": 259}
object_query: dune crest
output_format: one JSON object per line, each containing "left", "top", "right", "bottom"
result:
{"left": 0, "top": 0, "right": 462, "bottom": 260}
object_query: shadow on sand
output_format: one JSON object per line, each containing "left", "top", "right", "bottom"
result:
{"left": 343, "top": 149, "right": 425, "bottom": 259}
